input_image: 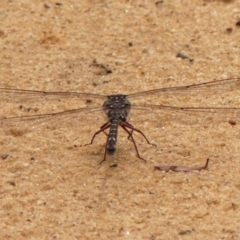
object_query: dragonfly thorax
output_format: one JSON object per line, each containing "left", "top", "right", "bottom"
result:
{"left": 103, "top": 94, "right": 131, "bottom": 122}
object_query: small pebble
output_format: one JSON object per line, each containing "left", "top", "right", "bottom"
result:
{"left": 226, "top": 27, "right": 233, "bottom": 33}
{"left": 1, "top": 154, "right": 9, "bottom": 160}
{"left": 176, "top": 51, "right": 194, "bottom": 62}
{"left": 109, "top": 163, "right": 118, "bottom": 168}
{"left": 44, "top": 3, "right": 51, "bottom": 8}
{"left": 236, "top": 20, "right": 240, "bottom": 27}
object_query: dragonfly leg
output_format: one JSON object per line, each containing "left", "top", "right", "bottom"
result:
{"left": 121, "top": 124, "right": 146, "bottom": 162}
{"left": 127, "top": 130, "right": 134, "bottom": 141}
{"left": 99, "top": 137, "right": 109, "bottom": 164}
{"left": 84, "top": 121, "right": 112, "bottom": 164}
{"left": 85, "top": 121, "right": 111, "bottom": 146}
{"left": 124, "top": 122, "right": 157, "bottom": 147}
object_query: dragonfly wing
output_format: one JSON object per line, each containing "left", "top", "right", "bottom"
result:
{"left": 128, "top": 77, "right": 240, "bottom": 105}
{"left": 0, "top": 88, "right": 106, "bottom": 102}
{"left": 0, "top": 107, "right": 106, "bottom": 135}
{"left": 129, "top": 105, "right": 240, "bottom": 126}
{"left": 0, "top": 88, "right": 108, "bottom": 135}
{"left": 128, "top": 78, "right": 240, "bottom": 126}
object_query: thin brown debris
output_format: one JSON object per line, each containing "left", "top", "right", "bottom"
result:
{"left": 154, "top": 158, "right": 209, "bottom": 172}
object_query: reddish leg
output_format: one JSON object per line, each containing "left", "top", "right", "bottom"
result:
{"left": 121, "top": 124, "right": 146, "bottom": 162}
{"left": 124, "top": 121, "right": 156, "bottom": 147}
{"left": 85, "top": 121, "right": 111, "bottom": 146}
{"left": 100, "top": 135, "right": 110, "bottom": 164}
{"left": 85, "top": 121, "right": 112, "bottom": 164}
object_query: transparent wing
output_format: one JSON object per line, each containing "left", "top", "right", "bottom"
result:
{"left": 2, "top": 77, "right": 239, "bottom": 104}
{"left": 2, "top": 77, "right": 240, "bottom": 103}
{"left": 0, "top": 107, "right": 106, "bottom": 134}
{"left": 0, "top": 88, "right": 106, "bottom": 102}
{"left": 127, "top": 77, "right": 240, "bottom": 125}
{"left": 1, "top": 77, "right": 240, "bottom": 134}
{"left": 128, "top": 77, "right": 240, "bottom": 105}
{"left": 2, "top": 105, "right": 239, "bottom": 134}
{"left": 129, "top": 105, "right": 240, "bottom": 125}
{"left": 0, "top": 88, "right": 108, "bottom": 134}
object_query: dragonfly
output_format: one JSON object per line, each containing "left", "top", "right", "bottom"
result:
{"left": 1, "top": 77, "right": 240, "bottom": 163}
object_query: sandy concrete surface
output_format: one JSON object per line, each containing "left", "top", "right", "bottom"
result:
{"left": 0, "top": 0, "right": 240, "bottom": 239}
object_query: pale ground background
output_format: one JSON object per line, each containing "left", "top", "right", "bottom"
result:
{"left": 0, "top": 0, "right": 240, "bottom": 239}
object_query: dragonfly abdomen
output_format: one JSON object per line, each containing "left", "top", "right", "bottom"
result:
{"left": 107, "top": 117, "right": 119, "bottom": 155}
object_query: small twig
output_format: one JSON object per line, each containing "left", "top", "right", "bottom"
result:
{"left": 154, "top": 158, "right": 209, "bottom": 172}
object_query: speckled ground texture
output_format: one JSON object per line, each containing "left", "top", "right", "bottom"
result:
{"left": 0, "top": 0, "right": 240, "bottom": 239}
